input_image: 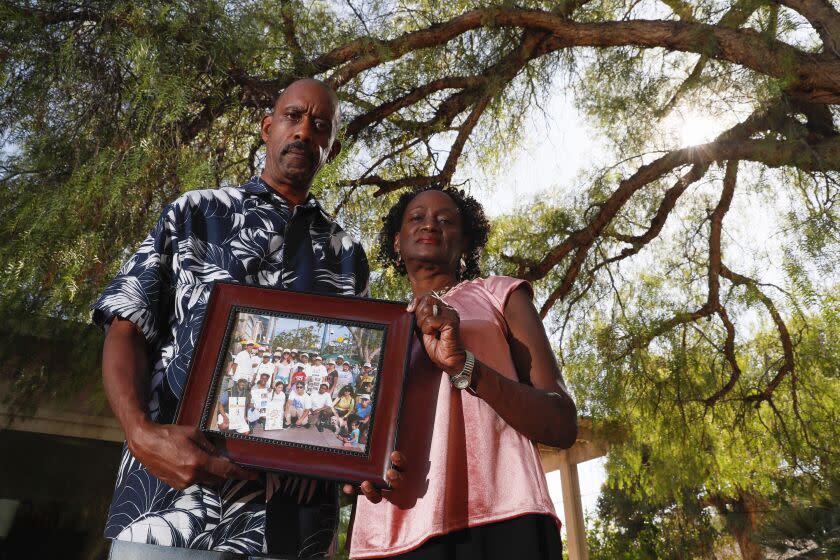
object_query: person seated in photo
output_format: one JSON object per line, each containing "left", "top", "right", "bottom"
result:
{"left": 285, "top": 381, "right": 313, "bottom": 428}
{"left": 215, "top": 392, "right": 230, "bottom": 432}
{"left": 263, "top": 380, "right": 286, "bottom": 431}
{"left": 227, "top": 377, "right": 251, "bottom": 434}
{"left": 309, "top": 382, "right": 335, "bottom": 432}
{"left": 246, "top": 403, "right": 261, "bottom": 433}
{"left": 251, "top": 372, "right": 271, "bottom": 428}
{"left": 354, "top": 393, "right": 373, "bottom": 443}
{"left": 331, "top": 385, "right": 356, "bottom": 432}
{"left": 337, "top": 416, "right": 362, "bottom": 449}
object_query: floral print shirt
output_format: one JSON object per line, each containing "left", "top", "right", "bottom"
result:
{"left": 91, "top": 177, "right": 369, "bottom": 555}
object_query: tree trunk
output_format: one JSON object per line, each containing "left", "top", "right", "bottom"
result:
{"left": 713, "top": 490, "right": 766, "bottom": 560}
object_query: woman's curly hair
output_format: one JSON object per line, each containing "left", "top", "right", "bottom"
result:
{"left": 377, "top": 185, "right": 490, "bottom": 280}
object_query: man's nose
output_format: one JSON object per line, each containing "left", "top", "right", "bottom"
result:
{"left": 293, "top": 116, "right": 314, "bottom": 143}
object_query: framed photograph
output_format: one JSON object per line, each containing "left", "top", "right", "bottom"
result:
{"left": 176, "top": 281, "right": 414, "bottom": 488}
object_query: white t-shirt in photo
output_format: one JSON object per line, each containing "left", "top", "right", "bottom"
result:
{"left": 287, "top": 391, "right": 312, "bottom": 413}
{"left": 256, "top": 362, "right": 275, "bottom": 382}
{"left": 310, "top": 391, "right": 332, "bottom": 410}
{"left": 232, "top": 350, "right": 253, "bottom": 383}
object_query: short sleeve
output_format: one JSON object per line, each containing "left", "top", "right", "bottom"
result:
{"left": 482, "top": 275, "right": 533, "bottom": 313}
{"left": 354, "top": 245, "right": 371, "bottom": 297}
{"left": 90, "top": 205, "right": 176, "bottom": 346}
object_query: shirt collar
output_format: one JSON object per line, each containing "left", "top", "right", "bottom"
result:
{"left": 240, "top": 176, "right": 326, "bottom": 216}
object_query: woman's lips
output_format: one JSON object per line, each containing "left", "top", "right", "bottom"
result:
{"left": 417, "top": 237, "right": 440, "bottom": 245}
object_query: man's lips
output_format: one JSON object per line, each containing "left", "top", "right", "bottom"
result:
{"left": 417, "top": 237, "right": 440, "bottom": 245}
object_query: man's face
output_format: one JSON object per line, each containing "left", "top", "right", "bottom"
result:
{"left": 296, "top": 384, "right": 305, "bottom": 394}
{"left": 342, "top": 364, "right": 351, "bottom": 371}
{"left": 260, "top": 79, "right": 340, "bottom": 193}
{"left": 237, "top": 380, "right": 247, "bottom": 391}
{"left": 319, "top": 384, "right": 328, "bottom": 394}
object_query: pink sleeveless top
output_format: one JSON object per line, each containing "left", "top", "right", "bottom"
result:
{"left": 350, "top": 276, "right": 559, "bottom": 558}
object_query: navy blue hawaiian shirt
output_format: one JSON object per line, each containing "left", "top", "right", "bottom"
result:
{"left": 91, "top": 177, "right": 369, "bottom": 555}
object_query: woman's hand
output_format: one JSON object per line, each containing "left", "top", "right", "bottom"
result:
{"left": 407, "top": 293, "right": 467, "bottom": 375}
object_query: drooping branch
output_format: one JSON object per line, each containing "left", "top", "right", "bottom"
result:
{"left": 720, "top": 264, "right": 796, "bottom": 403}
{"left": 702, "top": 161, "right": 742, "bottom": 405}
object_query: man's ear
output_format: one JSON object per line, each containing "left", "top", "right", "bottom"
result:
{"left": 327, "top": 139, "right": 342, "bottom": 163}
{"left": 260, "top": 113, "right": 273, "bottom": 143}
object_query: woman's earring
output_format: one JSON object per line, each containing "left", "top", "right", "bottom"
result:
{"left": 396, "top": 249, "right": 403, "bottom": 266}
{"left": 459, "top": 256, "right": 467, "bottom": 277}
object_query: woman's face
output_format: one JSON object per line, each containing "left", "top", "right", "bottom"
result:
{"left": 395, "top": 190, "right": 465, "bottom": 275}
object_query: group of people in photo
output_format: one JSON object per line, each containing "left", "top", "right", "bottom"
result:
{"left": 214, "top": 341, "right": 377, "bottom": 449}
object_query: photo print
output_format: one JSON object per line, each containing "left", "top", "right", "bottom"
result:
{"left": 205, "top": 308, "right": 385, "bottom": 455}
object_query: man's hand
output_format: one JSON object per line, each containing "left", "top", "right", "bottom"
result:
{"left": 127, "top": 420, "right": 256, "bottom": 490}
{"left": 102, "top": 318, "right": 256, "bottom": 491}
{"left": 342, "top": 451, "right": 407, "bottom": 504}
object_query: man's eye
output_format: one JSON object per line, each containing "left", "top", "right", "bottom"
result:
{"left": 285, "top": 112, "right": 302, "bottom": 121}
{"left": 315, "top": 120, "right": 330, "bottom": 131}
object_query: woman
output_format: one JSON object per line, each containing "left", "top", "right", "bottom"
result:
{"left": 349, "top": 186, "right": 578, "bottom": 559}
{"left": 332, "top": 384, "right": 356, "bottom": 431}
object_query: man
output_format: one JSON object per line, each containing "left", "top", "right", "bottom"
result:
{"left": 95, "top": 79, "right": 369, "bottom": 557}
{"left": 255, "top": 353, "right": 275, "bottom": 387}
{"left": 306, "top": 355, "right": 327, "bottom": 394}
{"left": 357, "top": 361, "right": 374, "bottom": 390}
{"left": 337, "top": 361, "right": 355, "bottom": 396}
{"left": 297, "top": 352, "right": 311, "bottom": 377}
{"left": 285, "top": 382, "right": 313, "bottom": 428}
{"left": 334, "top": 355, "right": 345, "bottom": 369}
{"left": 231, "top": 342, "right": 255, "bottom": 384}
{"left": 309, "top": 383, "right": 335, "bottom": 432}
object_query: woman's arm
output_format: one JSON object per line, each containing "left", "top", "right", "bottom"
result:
{"left": 410, "top": 286, "right": 578, "bottom": 448}
{"left": 471, "top": 287, "right": 577, "bottom": 448}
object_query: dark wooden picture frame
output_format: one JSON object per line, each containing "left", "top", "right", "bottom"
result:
{"left": 176, "top": 281, "right": 414, "bottom": 488}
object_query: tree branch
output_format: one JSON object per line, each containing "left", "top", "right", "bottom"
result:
{"left": 720, "top": 264, "right": 795, "bottom": 404}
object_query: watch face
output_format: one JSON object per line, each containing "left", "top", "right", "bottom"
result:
{"left": 451, "top": 374, "right": 470, "bottom": 390}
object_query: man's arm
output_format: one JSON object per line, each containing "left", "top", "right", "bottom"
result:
{"left": 103, "top": 317, "right": 255, "bottom": 490}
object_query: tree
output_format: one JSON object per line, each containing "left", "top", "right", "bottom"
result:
{"left": 3, "top": 1, "right": 840, "bottom": 553}
{"left": 270, "top": 326, "right": 320, "bottom": 354}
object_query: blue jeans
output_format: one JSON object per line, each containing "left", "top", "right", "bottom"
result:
{"left": 108, "top": 540, "right": 277, "bottom": 560}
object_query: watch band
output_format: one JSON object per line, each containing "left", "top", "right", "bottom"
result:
{"left": 449, "top": 350, "right": 475, "bottom": 390}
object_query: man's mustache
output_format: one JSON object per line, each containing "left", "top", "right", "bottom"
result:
{"left": 281, "top": 141, "right": 314, "bottom": 160}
